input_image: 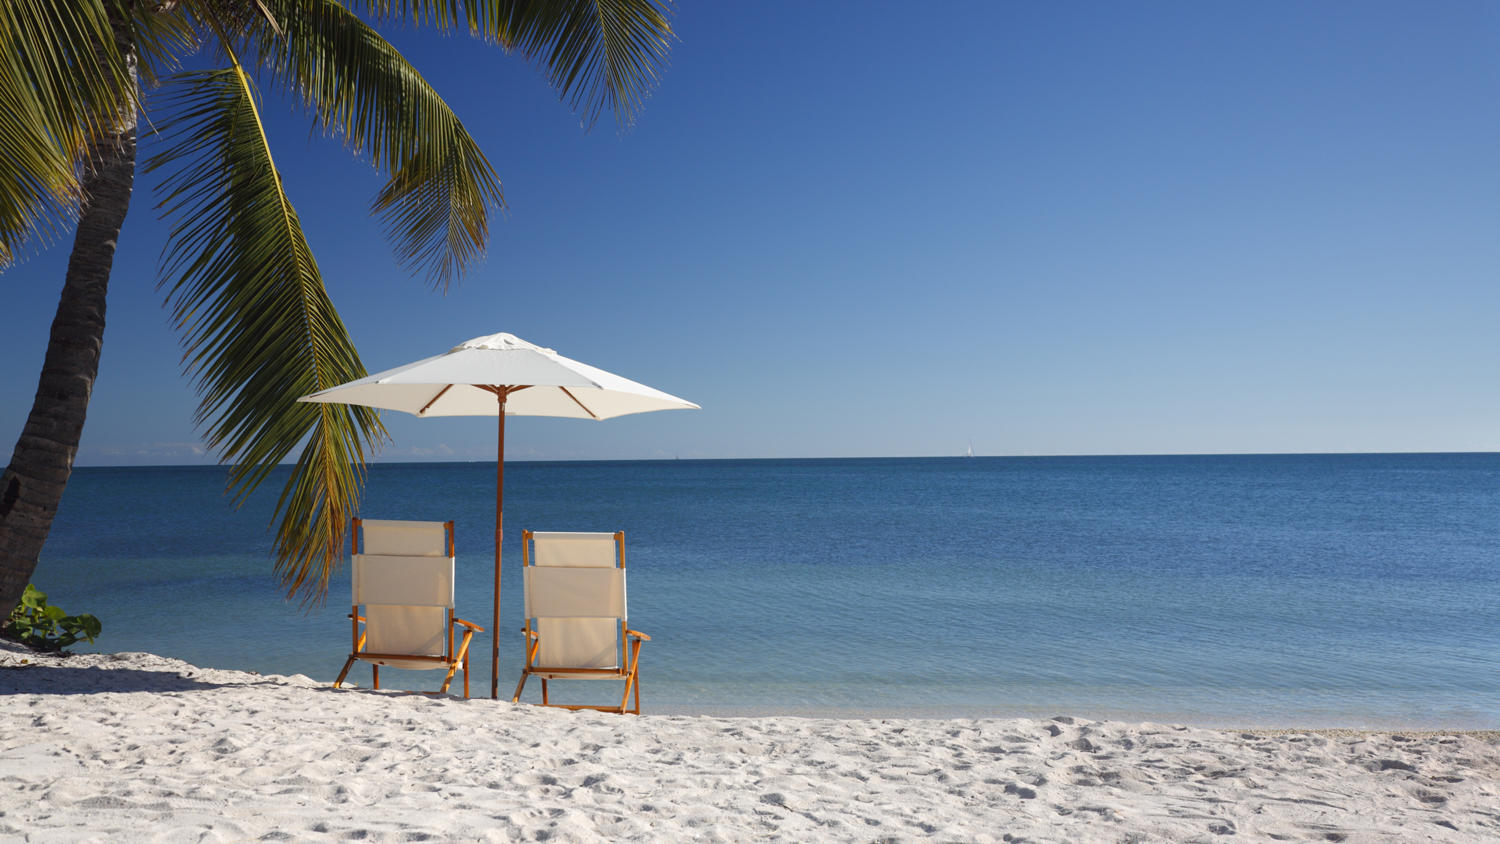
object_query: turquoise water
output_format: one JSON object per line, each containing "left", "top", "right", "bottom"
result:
{"left": 31, "top": 454, "right": 1500, "bottom": 728}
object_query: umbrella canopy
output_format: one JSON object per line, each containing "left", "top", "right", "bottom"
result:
{"left": 300, "top": 332, "right": 696, "bottom": 420}
{"left": 299, "top": 332, "right": 698, "bottom": 698}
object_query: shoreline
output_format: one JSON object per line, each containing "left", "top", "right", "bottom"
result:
{"left": 39, "top": 644, "right": 1500, "bottom": 733}
{"left": 11, "top": 644, "right": 1499, "bottom": 735}
{"left": 3, "top": 645, "right": 1497, "bottom": 842}
{"left": 646, "top": 704, "right": 1500, "bottom": 735}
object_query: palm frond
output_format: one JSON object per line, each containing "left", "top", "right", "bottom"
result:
{"left": 252, "top": 0, "right": 502, "bottom": 289}
{"left": 0, "top": 0, "right": 133, "bottom": 266}
{"left": 131, "top": 4, "right": 199, "bottom": 85}
{"left": 146, "top": 67, "right": 386, "bottom": 604}
{"left": 492, "top": 0, "right": 674, "bottom": 129}
{"left": 348, "top": 0, "right": 674, "bottom": 129}
{"left": 0, "top": 40, "right": 77, "bottom": 266}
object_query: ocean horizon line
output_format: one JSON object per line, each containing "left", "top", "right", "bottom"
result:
{"left": 70, "top": 449, "right": 1500, "bottom": 471}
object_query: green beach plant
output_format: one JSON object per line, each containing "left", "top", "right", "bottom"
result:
{"left": 3, "top": 584, "right": 101, "bottom": 652}
{"left": 0, "top": 0, "right": 674, "bottom": 613}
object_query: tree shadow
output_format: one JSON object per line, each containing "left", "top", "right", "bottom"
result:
{"left": 0, "top": 664, "right": 238, "bottom": 695}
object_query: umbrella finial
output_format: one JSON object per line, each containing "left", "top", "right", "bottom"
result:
{"left": 453, "top": 333, "right": 555, "bottom": 354}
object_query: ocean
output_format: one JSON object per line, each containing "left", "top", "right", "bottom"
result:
{"left": 31, "top": 454, "right": 1500, "bottom": 728}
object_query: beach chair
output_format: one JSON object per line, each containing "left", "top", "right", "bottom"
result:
{"left": 512, "top": 530, "right": 650, "bottom": 714}
{"left": 333, "top": 518, "right": 483, "bottom": 697}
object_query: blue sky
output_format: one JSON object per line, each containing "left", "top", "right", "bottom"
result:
{"left": 3, "top": 1, "right": 1498, "bottom": 465}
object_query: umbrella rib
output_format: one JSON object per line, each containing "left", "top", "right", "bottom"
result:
{"left": 559, "top": 387, "right": 600, "bottom": 420}
{"left": 417, "top": 385, "right": 454, "bottom": 416}
{"left": 476, "top": 385, "right": 533, "bottom": 397}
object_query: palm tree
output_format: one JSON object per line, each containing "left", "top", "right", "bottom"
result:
{"left": 0, "top": 0, "right": 673, "bottom": 615}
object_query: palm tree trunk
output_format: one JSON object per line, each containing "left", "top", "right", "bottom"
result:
{"left": 0, "top": 24, "right": 137, "bottom": 620}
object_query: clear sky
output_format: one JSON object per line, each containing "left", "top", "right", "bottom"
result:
{"left": 3, "top": 1, "right": 1498, "bottom": 466}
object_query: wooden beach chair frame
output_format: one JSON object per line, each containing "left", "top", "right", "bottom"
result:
{"left": 333, "top": 518, "right": 483, "bottom": 698}
{"left": 512, "top": 530, "right": 650, "bottom": 714}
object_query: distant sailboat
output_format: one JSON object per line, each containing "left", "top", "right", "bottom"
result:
{"left": 965, "top": 440, "right": 974, "bottom": 459}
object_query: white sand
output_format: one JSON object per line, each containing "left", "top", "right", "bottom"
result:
{"left": 2, "top": 645, "right": 1497, "bottom": 843}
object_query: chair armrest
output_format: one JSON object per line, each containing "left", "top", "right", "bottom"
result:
{"left": 521, "top": 628, "right": 540, "bottom": 639}
{"left": 452, "top": 618, "right": 484, "bottom": 633}
{"left": 624, "top": 629, "right": 651, "bottom": 641}
{"left": 348, "top": 613, "right": 366, "bottom": 623}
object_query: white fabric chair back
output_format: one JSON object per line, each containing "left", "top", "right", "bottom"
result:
{"left": 536, "top": 618, "right": 618, "bottom": 669}
{"left": 527, "top": 532, "right": 625, "bottom": 670}
{"left": 353, "top": 520, "right": 454, "bottom": 659}
{"left": 524, "top": 568, "right": 625, "bottom": 618}
{"left": 365, "top": 606, "right": 447, "bottom": 657}
{"left": 353, "top": 555, "right": 454, "bottom": 607}
{"left": 361, "top": 519, "right": 449, "bottom": 556}
{"left": 533, "top": 531, "right": 617, "bottom": 567}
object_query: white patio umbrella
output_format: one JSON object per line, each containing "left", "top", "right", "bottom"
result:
{"left": 298, "top": 332, "right": 699, "bottom": 698}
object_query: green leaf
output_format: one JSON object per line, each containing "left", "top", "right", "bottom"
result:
{"left": 252, "top": 0, "right": 503, "bottom": 289}
{"left": 72, "top": 614, "right": 102, "bottom": 642}
{"left": 131, "top": 3, "right": 198, "bottom": 86}
{"left": 345, "top": 0, "right": 676, "bottom": 130}
{"left": 0, "top": 0, "right": 134, "bottom": 267}
{"left": 488, "top": 0, "right": 676, "bottom": 130}
{"left": 19, "top": 584, "right": 45, "bottom": 609}
{"left": 147, "top": 66, "right": 386, "bottom": 605}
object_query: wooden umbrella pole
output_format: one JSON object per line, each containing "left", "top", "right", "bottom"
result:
{"left": 492, "top": 388, "right": 506, "bottom": 699}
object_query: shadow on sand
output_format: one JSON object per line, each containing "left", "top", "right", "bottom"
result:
{"left": 0, "top": 664, "right": 238, "bottom": 695}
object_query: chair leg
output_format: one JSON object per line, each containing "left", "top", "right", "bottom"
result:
{"left": 440, "top": 630, "right": 475, "bottom": 698}
{"left": 512, "top": 671, "right": 529, "bottom": 703}
{"left": 435, "top": 630, "right": 476, "bottom": 698}
{"left": 333, "top": 655, "right": 358, "bottom": 689}
{"left": 619, "top": 672, "right": 633, "bottom": 713}
{"left": 541, "top": 679, "right": 548, "bottom": 705}
{"left": 373, "top": 664, "right": 380, "bottom": 690}
{"left": 624, "top": 637, "right": 644, "bottom": 714}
